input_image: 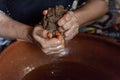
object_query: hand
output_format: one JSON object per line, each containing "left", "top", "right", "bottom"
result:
{"left": 32, "top": 25, "right": 65, "bottom": 56}
{"left": 58, "top": 11, "right": 79, "bottom": 40}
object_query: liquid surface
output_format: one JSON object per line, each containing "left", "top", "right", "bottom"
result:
{"left": 23, "top": 61, "right": 111, "bottom": 80}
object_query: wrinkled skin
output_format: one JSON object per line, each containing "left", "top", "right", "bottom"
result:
{"left": 32, "top": 10, "right": 79, "bottom": 55}
{"left": 58, "top": 11, "right": 79, "bottom": 40}
{"left": 32, "top": 9, "right": 68, "bottom": 56}
{"left": 32, "top": 25, "right": 65, "bottom": 55}
{"left": 32, "top": 0, "right": 108, "bottom": 55}
{"left": 44, "top": 10, "right": 79, "bottom": 40}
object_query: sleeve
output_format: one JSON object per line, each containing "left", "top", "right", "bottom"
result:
{"left": 0, "top": 0, "right": 8, "bottom": 14}
{"left": 78, "top": 0, "right": 87, "bottom": 6}
{"left": 70, "top": 0, "right": 87, "bottom": 10}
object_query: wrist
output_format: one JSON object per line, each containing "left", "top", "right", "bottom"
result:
{"left": 25, "top": 27, "right": 34, "bottom": 43}
{"left": 73, "top": 10, "right": 83, "bottom": 27}
{"left": 18, "top": 26, "right": 34, "bottom": 43}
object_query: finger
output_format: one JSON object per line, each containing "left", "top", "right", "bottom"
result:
{"left": 47, "top": 32, "right": 53, "bottom": 39}
{"left": 57, "top": 11, "right": 72, "bottom": 27}
{"left": 64, "top": 24, "right": 79, "bottom": 37}
{"left": 32, "top": 26, "right": 49, "bottom": 44}
{"left": 44, "top": 45, "right": 64, "bottom": 51}
{"left": 57, "top": 18, "right": 66, "bottom": 27}
{"left": 34, "top": 26, "right": 50, "bottom": 38}
{"left": 65, "top": 31, "right": 78, "bottom": 40}
{"left": 48, "top": 49, "right": 67, "bottom": 56}
{"left": 55, "top": 31, "right": 64, "bottom": 41}
{"left": 43, "top": 48, "right": 66, "bottom": 55}
{"left": 45, "top": 39, "right": 61, "bottom": 48}
{"left": 62, "top": 20, "right": 73, "bottom": 30}
{"left": 42, "top": 44, "right": 64, "bottom": 53}
{"left": 33, "top": 33, "right": 45, "bottom": 44}
{"left": 43, "top": 34, "right": 65, "bottom": 48}
{"left": 58, "top": 27, "right": 64, "bottom": 34}
{"left": 64, "top": 25, "right": 79, "bottom": 40}
{"left": 38, "top": 38, "right": 62, "bottom": 49}
{"left": 41, "top": 39, "right": 62, "bottom": 50}
{"left": 65, "top": 28, "right": 79, "bottom": 40}
{"left": 43, "top": 10, "right": 48, "bottom": 15}
{"left": 41, "top": 39, "right": 61, "bottom": 50}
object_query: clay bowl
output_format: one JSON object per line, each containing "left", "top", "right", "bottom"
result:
{"left": 0, "top": 33, "right": 120, "bottom": 80}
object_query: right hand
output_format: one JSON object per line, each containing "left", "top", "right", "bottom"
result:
{"left": 32, "top": 25, "right": 65, "bottom": 56}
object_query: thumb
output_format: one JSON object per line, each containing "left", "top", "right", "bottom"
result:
{"left": 43, "top": 10, "right": 48, "bottom": 15}
{"left": 33, "top": 26, "right": 49, "bottom": 39}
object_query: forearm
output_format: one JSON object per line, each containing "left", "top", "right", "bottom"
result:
{"left": 74, "top": 0, "right": 108, "bottom": 26}
{"left": 0, "top": 13, "right": 33, "bottom": 42}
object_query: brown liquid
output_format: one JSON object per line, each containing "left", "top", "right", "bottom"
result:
{"left": 23, "top": 61, "right": 111, "bottom": 80}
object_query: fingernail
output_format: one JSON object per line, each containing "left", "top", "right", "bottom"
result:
{"left": 47, "top": 32, "right": 52, "bottom": 39}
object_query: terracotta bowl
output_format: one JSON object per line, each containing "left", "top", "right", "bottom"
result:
{"left": 0, "top": 33, "right": 120, "bottom": 80}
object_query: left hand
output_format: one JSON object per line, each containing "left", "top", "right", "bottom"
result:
{"left": 58, "top": 11, "right": 80, "bottom": 40}
{"left": 32, "top": 25, "right": 65, "bottom": 56}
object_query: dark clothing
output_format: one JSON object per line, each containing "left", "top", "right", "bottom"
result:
{"left": 0, "top": 0, "right": 87, "bottom": 52}
{"left": 0, "top": 0, "right": 87, "bottom": 26}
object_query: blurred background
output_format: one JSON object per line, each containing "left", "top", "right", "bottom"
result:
{"left": 79, "top": 0, "right": 120, "bottom": 42}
